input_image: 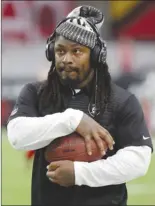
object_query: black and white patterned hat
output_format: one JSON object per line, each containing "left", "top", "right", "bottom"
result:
{"left": 55, "top": 5, "right": 104, "bottom": 49}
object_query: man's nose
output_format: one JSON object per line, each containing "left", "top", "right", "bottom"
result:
{"left": 62, "top": 53, "right": 73, "bottom": 64}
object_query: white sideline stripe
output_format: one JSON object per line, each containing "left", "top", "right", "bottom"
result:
{"left": 127, "top": 183, "right": 155, "bottom": 195}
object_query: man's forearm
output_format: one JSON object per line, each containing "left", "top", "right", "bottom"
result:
{"left": 7, "top": 108, "right": 83, "bottom": 150}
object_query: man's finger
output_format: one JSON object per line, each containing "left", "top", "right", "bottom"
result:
{"left": 46, "top": 171, "right": 56, "bottom": 179}
{"left": 99, "top": 129, "right": 114, "bottom": 150}
{"left": 47, "top": 161, "right": 62, "bottom": 170}
{"left": 84, "top": 135, "right": 92, "bottom": 155}
{"left": 93, "top": 133, "right": 105, "bottom": 155}
{"left": 47, "top": 164, "right": 59, "bottom": 171}
{"left": 49, "top": 177, "right": 58, "bottom": 184}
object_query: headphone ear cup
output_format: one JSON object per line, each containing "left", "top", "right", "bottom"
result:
{"left": 90, "top": 41, "right": 107, "bottom": 66}
{"left": 45, "top": 41, "right": 55, "bottom": 62}
{"left": 90, "top": 43, "right": 101, "bottom": 67}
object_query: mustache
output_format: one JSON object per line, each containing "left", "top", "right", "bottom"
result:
{"left": 59, "top": 66, "right": 79, "bottom": 73}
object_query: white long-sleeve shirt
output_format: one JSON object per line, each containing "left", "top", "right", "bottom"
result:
{"left": 7, "top": 108, "right": 152, "bottom": 187}
{"left": 7, "top": 108, "right": 83, "bottom": 150}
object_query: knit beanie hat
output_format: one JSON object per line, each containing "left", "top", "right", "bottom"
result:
{"left": 55, "top": 5, "right": 104, "bottom": 49}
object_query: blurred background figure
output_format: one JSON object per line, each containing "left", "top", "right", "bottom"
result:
{"left": 2, "top": 1, "right": 155, "bottom": 205}
{"left": 114, "top": 37, "right": 145, "bottom": 90}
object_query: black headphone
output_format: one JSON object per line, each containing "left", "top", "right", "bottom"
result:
{"left": 45, "top": 17, "right": 107, "bottom": 66}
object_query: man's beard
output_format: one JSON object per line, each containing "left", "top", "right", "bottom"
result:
{"left": 60, "top": 76, "right": 81, "bottom": 88}
{"left": 57, "top": 67, "right": 93, "bottom": 89}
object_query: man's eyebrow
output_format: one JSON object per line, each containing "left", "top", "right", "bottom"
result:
{"left": 56, "top": 43, "right": 82, "bottom": 48}
{"left": 56, "top": 44, "right": 65, "bottom": 48}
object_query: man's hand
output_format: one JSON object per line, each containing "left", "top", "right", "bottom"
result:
{"left": 76, "top": 113, "right": 115, "bottom": 155}
{"left": 46, "top": 160, "right": 75, "bottom": 187}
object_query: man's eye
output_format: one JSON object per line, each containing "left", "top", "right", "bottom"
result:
{"left": 56, "top": 49, "right": 65, "bottom": 55}
{"left": 73, "top": 49, "right": 81, "bottom": 54}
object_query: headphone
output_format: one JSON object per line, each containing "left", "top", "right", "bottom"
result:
{"left": 45, "top": 17, "right": 107, "bottom": 66}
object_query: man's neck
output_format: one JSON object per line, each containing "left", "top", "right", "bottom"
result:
{"left": 74, "top": 70, "right": 95, "bottom": 96}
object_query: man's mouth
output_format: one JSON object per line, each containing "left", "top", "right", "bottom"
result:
{"left": 65, "top": 70, "right": 77, "bottom": 74}
{"left": 59, "top": 67, "right": 78, "bottom": 73}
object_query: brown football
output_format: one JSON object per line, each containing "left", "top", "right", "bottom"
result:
{"left": 44, "top": 132, "right": 108, "bottom": 162}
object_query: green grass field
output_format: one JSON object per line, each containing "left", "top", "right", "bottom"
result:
{"left": 2, "top": 129, "right": 155, "bottom": 205}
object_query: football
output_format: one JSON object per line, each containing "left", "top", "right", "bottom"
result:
{"left": 44, "top": 132, "right": 108, "bottom": 162}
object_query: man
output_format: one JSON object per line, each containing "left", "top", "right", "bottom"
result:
{"left": 7, "top": 5, "right": 153, "bottom": 206}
